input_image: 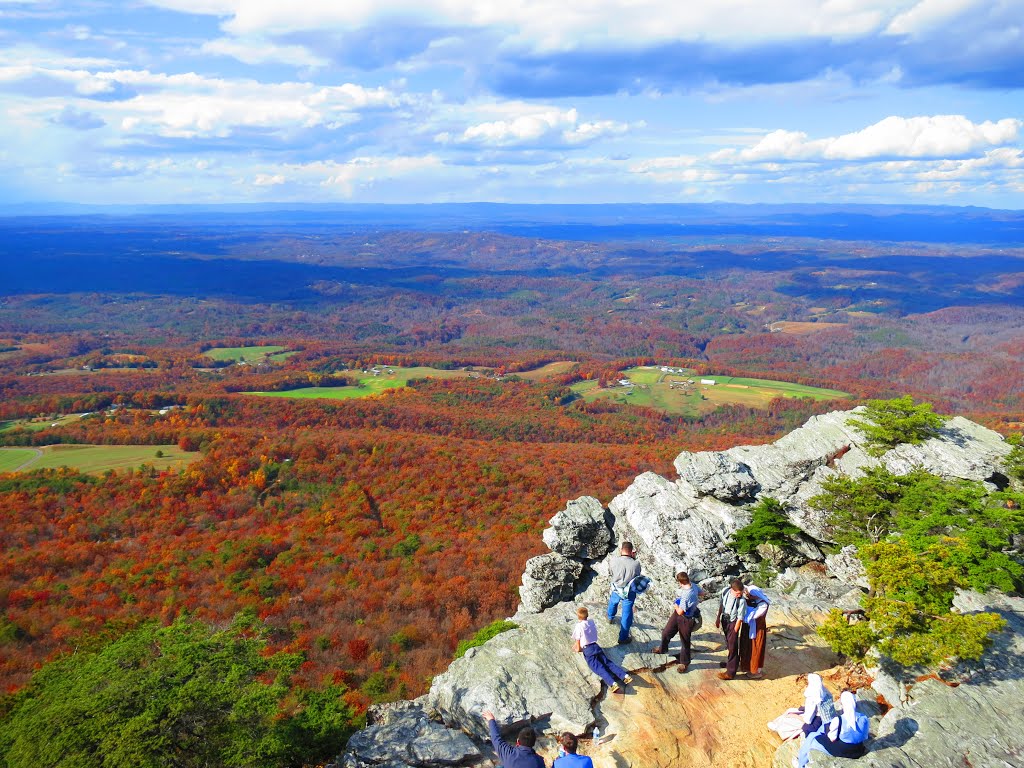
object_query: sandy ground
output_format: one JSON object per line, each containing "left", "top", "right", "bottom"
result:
{"left": 539, "top": 607, "right": 857, "bottom": 768}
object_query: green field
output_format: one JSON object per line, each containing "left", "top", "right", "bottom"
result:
{"left": 245, "top": 365, "right": 471, "bottom": 400}
{"left": 571, "top": 366, "right": 850, "bottom": 416}
{"left": 1, "top": 413, "right": 88, "bottom": 433}
{"left": 203, "top": 345, "right": 293, "bottom": 363}
{"left": 0, "top": 444, "right": 201, "bottom": 474}
{"left": 0, "top": 449, "right": 39, "bottom": 473}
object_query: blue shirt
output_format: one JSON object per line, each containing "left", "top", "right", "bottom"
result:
{"left": 675, "top": 584, "right": 700, "bottom": 615}
{"left": 554, "top": 753, "right": 594, "bottom": 768}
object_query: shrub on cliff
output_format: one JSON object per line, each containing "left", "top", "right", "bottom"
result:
{"left": 729, "top": 497, "right": 801, "bottom": 554}
{"left": 811, "top": 467, "right": 1024, "bottom": 592}
{"left": 818, "top": 539, "right": 1006, "bottom": 667}
{"left": 850, "top": 395, "right": 946, "bottom": 456}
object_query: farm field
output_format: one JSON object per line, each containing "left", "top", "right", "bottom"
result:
{"left": 512, "top": 361, "right": 577, "bottom": 381}
{"left": 246, "top": 364, "right": 473, "bottom": 399}
{"left": 571, "top": 367, "right": 850, "bottom": 416}
{"left": 0, "top": 444, "right": 201, "bottom": 474}
{"left": 1, "top": 413, "right": 87, "bottom": 433}
{"left": 203, "top": 345, "right": 295, "bottom": 363}
{"left": 0, "top": 449, "right": 38, "bottom": 473}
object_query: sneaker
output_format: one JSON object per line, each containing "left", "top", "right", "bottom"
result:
{"left": 617, "top": 636, "right": 633, "bottom": 645}
{"left": 717, "top": 672, "right": 734, "bottom": 681}
{"left": 610, "top": 682, "right": 623, "bottom": 693}
{"left": 608, "top": 617, "right": 617, "bottom": 624}
{"left": 621, "top": 674, "right": 633, "bottom": 685}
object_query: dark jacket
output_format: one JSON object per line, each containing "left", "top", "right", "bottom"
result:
{"left": 488, "top": 720, "right": 546, "bottom": 768}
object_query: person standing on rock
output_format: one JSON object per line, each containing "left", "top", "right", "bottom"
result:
{"left": 715, "top": 578, "right": 747, "bottom": 680}
{"left": 606, "top": 541, "right": 642, "bottom": 644}
{"left": 653, "top": 571, "right": 705, "bottom": 673}
{"left": 573, "top": 606, "right": 633, "bottom": 693}
{"left": 553, "top": 732, "right": 594, "bottom": 767}
{"left": 740, "top": 584, "right": 770, "bottom": 679}
{"left": 481, "top": 710, "right": 546, "bottom": 768}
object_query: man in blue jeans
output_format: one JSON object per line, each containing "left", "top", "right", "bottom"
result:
{"left": 606, "top": 541, "right": 641, "bottom": 644}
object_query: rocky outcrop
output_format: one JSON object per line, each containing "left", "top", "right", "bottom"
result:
{"left": 338, "top": 408, "right": 1020, "bottom": 768}
{"left": 541, "top": 496, "right": 611, "bottom": 560}
{"left": 674, "top": 451, "right": 759, "bottom": 501}
{"left": 517, "top": 553, "right": 583, "bottom": 614}
{"left": 342, "top": 701, "right": 483, "bottom": 768}
{"left": 606, "top": 471, "right": 748, "bottom": 587}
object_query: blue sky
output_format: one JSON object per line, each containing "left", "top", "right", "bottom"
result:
{"left": 1, "top": 0, "right": 1022, "bottom": 205}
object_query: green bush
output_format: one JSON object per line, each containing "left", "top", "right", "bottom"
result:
{"left": 810, "top": 467, "right": 1024, "bottom": 592}
{"left": 850, "top": 395, "right": 947, "bottom": 456}
{"left": 0, "top": 614, "right": 358, "bottom": 768}
{"left": 455, "top": 619, "right": 518, "bottom": 659}
{"left": 729, "top": 497, "right": 800, "bottom": 554}
{"left": 817, "top": 540, "right": 1006, "bottom": 668}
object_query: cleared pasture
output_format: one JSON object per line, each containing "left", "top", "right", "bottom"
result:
{"left": 1, "top": 444, "right": 200, "bottom": 474}
{"left": 572, "top": 367, "right": 850, "bottom": 416}
{"left": 203, "top": 345, "right": 290, "bottom": 363}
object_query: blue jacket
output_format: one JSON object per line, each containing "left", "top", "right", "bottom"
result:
{"left": 554, "top": 753, "right": 594, "bottom": 768}
{"left": 488, "top": 720, "right": 546, "bottom": 768}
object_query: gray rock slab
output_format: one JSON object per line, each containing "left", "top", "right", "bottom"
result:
{"left": 518, "top": 552, "right": 583, "bottom": 614}
{"left": 542, "top": 496, "right": 612, "bottom": 560}
{"left": 343, "top": 702, "right": 483, "bottom": 767}
{"left": 606, "top": 472, "right": 748, "bottom": 585}
{"left": 673, "top": 450, "right": 759, "bottom": 501}
{"left": 880, "top": 416, "right": 1011, "bottom": 484}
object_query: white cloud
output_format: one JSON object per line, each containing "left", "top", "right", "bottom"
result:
{"left": 438, "top": 106, "right": 634, "bottom": 148}
{"left": 253, "top": 173, "right": 285, "bottom": 185}
{"left": 200, "top": 37, "right": 328, "bottom": 67}
{"left": 713, "top": 115, "right": 1022, "bottom": 163}
{"left": 885, "top": 0, "right": 984, "bottom": 36}
{"left": 142, "top": 0, "right": 924, "bottom": 49}
{"left": 0, "top": 62, "right": 408, "bottom": 139}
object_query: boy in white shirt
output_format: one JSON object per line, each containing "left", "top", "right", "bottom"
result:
{"left": 572, "top": 606, "right": 633, "bottom": 693}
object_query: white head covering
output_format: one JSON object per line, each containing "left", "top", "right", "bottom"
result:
{"left": 828, "top": 691, "right": 859, "bottom": 740}
{"left": 803, "top": 674, "right": 824, "bottom": 724}
{"left": 840, "top": 691, "right": 858, "bottom": 728}
{"left": 805, "top": 673, "right": 823, "bottom": 698}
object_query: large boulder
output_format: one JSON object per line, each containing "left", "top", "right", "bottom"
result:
{"left": 879, "top": 416, "right": 1012, "bottom": 485}
{"left": 606, "top": 472, "right": 748, "bottom": 587}
{"left": 426, "top": 603, "right": 601, "bottom": 739}
{"left": 342, "top": 701, "right": 483, "bottom": 768}
{"left": 674, "top": 451, "right": 759, "bottom": 501}
{"left": 542, "top": 496, "right": 612, "bottom": 560}
{"left": 518, "top": 553, "right": 583, "bottom": 614}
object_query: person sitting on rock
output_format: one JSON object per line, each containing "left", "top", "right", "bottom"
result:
{"left": 606, "top": 541, "right": 642, "bottom": 644}
{"left": 715, "top": 578, "right": 747, "bottom": 680}
{"left": 573, "top": 605, "right": 633, "bottom": 694}
{"left": 795, "top": 690, "right": 869, "bottom": 768}
{"left": 800, "top": 673, "right": 838, "bottom": 735}
{"left": 653, "top": 571, "right": 706, "bottom": 673}
{"left": 740, "top": 584, "right": 770, "bottom": 679}
{"left": 553, "top": 732, "right": 594, "bottom": 767}
{"left": 482, "top": 710, "right": 546, "bottom": 768}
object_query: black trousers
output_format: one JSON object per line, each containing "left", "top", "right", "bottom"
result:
{"left": 723, "top": 622, "right": 741, "bottom": 677}
{"left": 660, "top": 612, "right": 693, "bottom": 666}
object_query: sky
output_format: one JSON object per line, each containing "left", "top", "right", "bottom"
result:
{"left": 1, "top": 0, "right": 1023, "bottom": 206}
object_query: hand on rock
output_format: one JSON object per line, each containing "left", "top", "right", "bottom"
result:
{"left": 482, "top": 710, "right": 495, "bottom": 722}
